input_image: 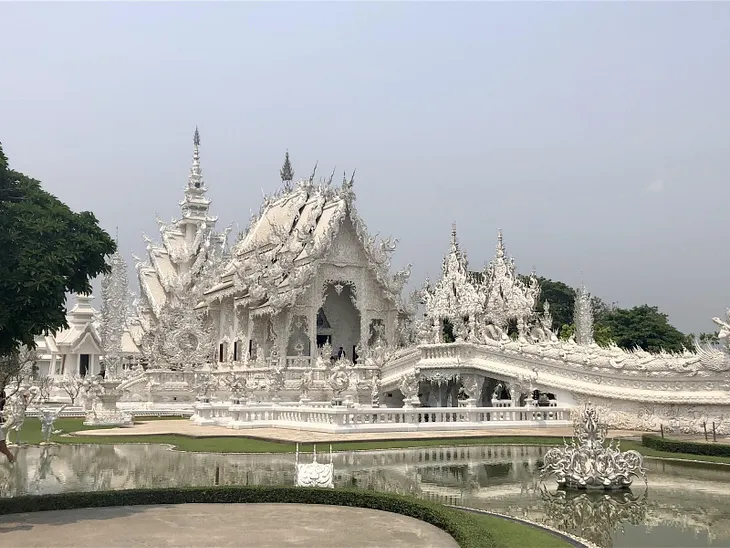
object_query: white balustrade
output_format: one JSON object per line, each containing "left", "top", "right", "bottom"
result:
{"left": 193, "top": 403, "right": 572, "bottom": 433}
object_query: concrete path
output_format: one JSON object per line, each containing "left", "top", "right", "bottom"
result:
{"left": 75, "top": 419, "right": 643, "bottom": 443}
{"left": 0, "top": 503, "right": 459, "bottom": 548}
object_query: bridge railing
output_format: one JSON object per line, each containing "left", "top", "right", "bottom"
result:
{"left": 192, "top": 403, "right": 572, "bottom": 433}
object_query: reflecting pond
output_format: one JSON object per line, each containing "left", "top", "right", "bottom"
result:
{"left": 3, "top": 443, "right": 730, "bottom": 548}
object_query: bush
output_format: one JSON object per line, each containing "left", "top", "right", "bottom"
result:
{"left": 0, "top": 486, "right": 497, "bottom": 548}
{"left": 642, "top": 434, "right": 730, "bottom": 457}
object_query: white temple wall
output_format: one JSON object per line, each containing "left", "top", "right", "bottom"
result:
{"left": 574, "top": 394, "right": 730, "bottom": 435}
{"left": 318, "top": 218, "right": 400, "bottom": 350}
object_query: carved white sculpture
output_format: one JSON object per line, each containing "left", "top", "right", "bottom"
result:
{"left": 399, "top": 367, "right": 421, "bottom": 407}
{"left": 294, "top": 444, "right": 334, "bottom": 488}
{"left": 40, "top": 405, "right": 67, "bottom": 443}
{"left": 574, "top": 284, "right": 594, "bottom": 346}
{"left": 541, "top": 403, "right": 646, "bottom": 489}
{"left": 327, "top": 360, "right": 350, "bottom": 400}
{"left": 299, "top": 369, "right": 313, "bottom": 401}
{"left": 131, "top": 128, "right": 230, "bottom": 370}
{"left": 3, "top": 390, "right": 33, "bottom": 445}
{"left": 223, "top": 373, "right": 248, "bottom": 403}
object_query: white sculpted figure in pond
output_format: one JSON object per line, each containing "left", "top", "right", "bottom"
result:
{"left": 40, "top": 405, "right": 67, "bottom": 443}
{"left": 294, "top": 444, "right": 334, "bottom": 489}
{"left": 540, "top": 403, "right": 646, "bottom": 490}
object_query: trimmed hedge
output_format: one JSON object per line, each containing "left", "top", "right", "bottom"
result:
{"left": 0, "top": 486, "right": 496, "bottom": 548}
{"left": 642, "top": 434, "right": 730, "bottom": 458}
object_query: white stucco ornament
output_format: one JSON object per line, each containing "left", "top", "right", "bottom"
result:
{"left": 541, "top": 403, "right": 646, "bottom": 489}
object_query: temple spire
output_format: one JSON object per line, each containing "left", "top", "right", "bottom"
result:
{"left": 495, "top": 229, "right": 505, "bottom": 258}
{"left": 188, "top": 127, "right": 204, "bottom": 190}
{"left": 180, "top": 126, "right": 211, "bottom": 221}
{"left": 280, "top": 150, "right": 294, "bottom": 185}
{"left": 574, "top": 283, "right": 595, "bottom": 345}
{"left": 450, "top": 222, "right": 459, "bottom": 251}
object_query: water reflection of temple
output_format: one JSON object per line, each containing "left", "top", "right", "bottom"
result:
{"left": 3, "top": 444, "right": 730, "bottom": 548}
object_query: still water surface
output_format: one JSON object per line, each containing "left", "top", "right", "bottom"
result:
{"left": 2, "top": 443, "right": 729, "bottom": 548}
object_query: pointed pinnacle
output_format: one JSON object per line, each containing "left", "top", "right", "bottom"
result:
{"left": 193, "top": 126, "right": 200, "bottom": 147}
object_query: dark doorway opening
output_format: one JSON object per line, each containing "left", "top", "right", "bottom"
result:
{"left": 79, "top": 354, "right": 90, "bottom": 376}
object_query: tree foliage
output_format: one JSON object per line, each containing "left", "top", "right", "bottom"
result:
{"left": 597, "top": 305, "right": 692, "bottom": 353}
{"left": 559, "top": 322, "right": 613, "bottom": 346}
{"left": 0, "top": 345, "right": 37, "bottom": 395}
{"left": 0, "top": 143, "right": 116, "bottom": 356}
{"left": 519, "top": 276, "right": 576, "bottom": 332}
{"left": 280, "top": 150, "right": 294, "bottom": 183}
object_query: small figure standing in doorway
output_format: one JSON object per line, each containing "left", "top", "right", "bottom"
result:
{"left": 337, "top": 346, "right": 346, "bottom": 360}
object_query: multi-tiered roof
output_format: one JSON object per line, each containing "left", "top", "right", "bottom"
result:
{"left": 133, "top": 129, "right": 230, "bottom": 326}
{"left": 202, "top": 162, "right": 411, "bottom": 316}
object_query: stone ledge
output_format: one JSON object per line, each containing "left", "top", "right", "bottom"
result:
{"left": 72, "top": 420, "right": 643, "bottom": 443}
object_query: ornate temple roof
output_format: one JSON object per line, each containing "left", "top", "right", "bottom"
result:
{"left": 133, "top": 129, "right": 230, "bottom": 320}
{"left": 422, "top": 227, "right": 539, "bottom": 328}
{"left": 422, "top": 223, "right": 484, "bottom": 319}
{"left": 479, "top": 230, "right": 539, "bottom": 327}
{"left": 204, "top": 166, "right": 411, "bottom": 314}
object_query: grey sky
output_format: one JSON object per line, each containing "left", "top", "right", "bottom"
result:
{"left": 1, "top": 2, "right": 729, "bottom": 334}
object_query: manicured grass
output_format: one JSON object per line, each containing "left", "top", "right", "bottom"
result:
{"left": 13, "top": 417, "right": 730, "bottom": 465}
{"left": 468, "top": 513, "right": 572, "bottom": 548}
{"left": 16, "top": 418, "right": 570, "bottom": 453}
{"left": 0, "top": 486, "right": 573, "bottom": 548}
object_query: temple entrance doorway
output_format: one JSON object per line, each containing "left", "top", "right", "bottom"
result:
{"left": 320, "top": 281, "right": 361, "bottom": 362}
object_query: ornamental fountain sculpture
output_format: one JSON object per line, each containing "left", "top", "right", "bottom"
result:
{"left": 541, "top": 403, "right": 646, "bottom": 490}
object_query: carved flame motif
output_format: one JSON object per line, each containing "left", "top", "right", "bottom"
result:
{"left": 540, "top": 403, "right": 647, "bottom": 489}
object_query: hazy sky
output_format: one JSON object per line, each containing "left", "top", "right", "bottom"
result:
{"left": 2, "top": 2, "right": 729, "bottom": 334}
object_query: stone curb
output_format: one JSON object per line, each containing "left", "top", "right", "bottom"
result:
{"left": 449, "top": 505, "right": 599, "bottom": 548}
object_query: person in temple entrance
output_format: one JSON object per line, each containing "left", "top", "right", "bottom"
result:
{"left": 337, "top": 346, "right": 346, "bottom": 360}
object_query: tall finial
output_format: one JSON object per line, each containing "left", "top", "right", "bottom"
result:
{"left": 188, "top": 127, "right": 204, "bottom": 190}
{"left": 496, "top": 229, "right": 505, "bottom": 258}
{"left": 574, "top": 283, "right": 594, "bottom": 346}
{"left": 450, "top": 222, "right": 458, "bottom": 249}
{"left": 115, "top": 226, "right": 119, "bottom": 245}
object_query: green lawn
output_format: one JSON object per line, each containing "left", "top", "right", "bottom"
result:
{"left": 469, "top": 512, "right": 571, "bottom": 548}
{"left": 12, "top": 417, "right": 730, "bottom": 465}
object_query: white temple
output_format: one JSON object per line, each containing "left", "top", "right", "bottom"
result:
{"left": 84, "top": 128, "right": 730, "bottom": 435}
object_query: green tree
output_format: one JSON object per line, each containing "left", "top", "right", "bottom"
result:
{"left": 0, "top": 143, "right": 116, "bottom": 357}
{"left": 559, "top": 322, "right": 614, "bottom": 346}
{"left": 528, "top": 277, "right": 576, "bottom": 332}
{"left": 698, "top": 332, "right": 720, "bottom": 345}
{"left": 598, "top": 305, "right": 690, "bottom": 353}
{"left": 280, "top": 150, "right": 294, "bottom": 183}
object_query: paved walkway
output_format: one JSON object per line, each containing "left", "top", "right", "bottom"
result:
{"left": 74, "top": 419, "right": 643, "bottom": 443}
{"left": 0, "top": 504, "right": 459, "bottom": 548}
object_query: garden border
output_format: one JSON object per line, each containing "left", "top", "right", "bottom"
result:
{"left": 0, "top": 486, "right": 541, "bottom": 548}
